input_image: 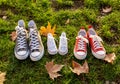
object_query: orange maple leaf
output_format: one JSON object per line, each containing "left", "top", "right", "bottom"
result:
{"left": 45, "top": 60, "right": 64, "bottom": 80}
{"left": 40, "top": 22, "right": 56, "bottom": 36}
{"left": 104, "top": 53, "right": 116, "bottom": 64}
{"left": 0, "top": 71, "right": 6, "bottom": 84}
{"left": 70, "top": 60, "right": 89, "bottom": 75}
{"left": 10, "top": 31, "right": 17, "bottom": 41}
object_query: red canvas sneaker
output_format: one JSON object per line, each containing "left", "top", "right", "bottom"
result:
{"left": 74, "top": 27, "right": 88, "bottom": 60}
{"left": 87, "top": 25, "right": 106, "bottom": 59}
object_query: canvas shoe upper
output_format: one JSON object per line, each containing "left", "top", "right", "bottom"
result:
{"left": 58, "top": 32, "right": 68, "bottom": 55}
{"left": 28, "top": 20, "right": 44, "bottom": 61}
{"left": 47, "top": 33, "right": 57, "bottom": 55}
{"left": 14, "top": 20, "right": 29, "bottom": 60}
{"left": 87, "top": 25, "right": 106, "bottom": 59}
{"left": 74, "top": 27, "right": 88, "bottom": 60}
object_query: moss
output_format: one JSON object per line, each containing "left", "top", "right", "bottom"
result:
{"left": 0, "top": 0, "right": 120, "bottom": 84}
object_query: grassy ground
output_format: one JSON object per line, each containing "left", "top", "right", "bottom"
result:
{"left": 0, "top": 0, "right": 120, "bottom": 84}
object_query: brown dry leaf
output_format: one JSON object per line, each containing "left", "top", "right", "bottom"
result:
{"left": 102, "top": 6, "right": 112, "bottom": 13}
{"left": 10, "top": 31, "right": 17, "bottom": 41}
{"left": 40, "top": 22, "right": 56, "bottom": 36}
{"left": 45, "top": 61, "right": 64, "bottom": 80}
{"left": 0, "top": 71, "right": 6, "bottom": 84}
{"left": 70, "top": 60, "right": 89, "bottom": 75}
{"left": 104, "top": 53, "right": 116, "bottom": 64}
{"left": 65, "top": 19, "right": 70, "bottom": 24}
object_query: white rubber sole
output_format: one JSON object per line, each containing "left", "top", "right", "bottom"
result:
{"left": 74, "top": 49, "right": 87, "bottom": 60}
{"left": 92, "top": 50, "right": 106, "bottom": 59}
{"left": 15, "top": 50, "right": 29, "bottom": 60}
{"left": 58, "top": 49, "right": 68, "bottom": 55}
{"left": 48, "top": 49, "right": 58, "bottom": 55}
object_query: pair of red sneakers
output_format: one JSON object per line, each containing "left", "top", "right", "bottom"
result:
{"left": 74, "top": 25, "right": 106, "bottom": 60}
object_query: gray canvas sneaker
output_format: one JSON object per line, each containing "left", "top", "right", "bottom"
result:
{"left": 14, "top": 20, "right": 29, "bottom": 60}
{"left": 28, "top": 20, "right": 44, "bottom": 61}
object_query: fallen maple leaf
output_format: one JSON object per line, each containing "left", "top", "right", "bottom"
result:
{"left": 104, "top": 53, "right": 116, "bottom": 64}
{"left": 0, "top": 71, "right": 6, "bottom": 84}
{"left": 45, "top": 61, "right": 64, "bottom": 80}
{"left": 40, "top": 22, "right": 56, "bottom": 36}
{"left": 102, "top": 6, "right": 112, "bottom": 13}
{"left": 70, "top": 60, "right": 89, "bottom": 75}
{"left": 10, "top": 31, "right": 17, "bottom": 41}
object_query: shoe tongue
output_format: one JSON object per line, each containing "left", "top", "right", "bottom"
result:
{"left": 88, "top": 25, "right": 93, "bottom": 29}
{"left": 18, "top": 20, "right": 25, "bottom": 27}
{"left": 28, "top": 20, "right": 36, "bottom": 27}
{"left": 61, "top": 32, "right": 66, "bottom": 37}
{"left": 47, "top": 33, "right": 53, "bottom": 37}
{"left": 78, "top": 31, "right": 86, "bottom": 36}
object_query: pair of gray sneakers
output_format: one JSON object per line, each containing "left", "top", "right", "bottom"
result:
{"left": 14, "top": 20, "right": 44, "bottom": 61}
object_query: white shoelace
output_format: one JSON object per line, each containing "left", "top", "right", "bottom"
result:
{"left": 76, "top": 35, "right": 88, "bottom": 51}
{"left": 15, "top": 26, "right": 27, "bottom": 51}
{"left": 29, "top": 29, "right": 40, "bottom": 52}
{"left": 89, "top": 35, "right": 103, "bottom": 50}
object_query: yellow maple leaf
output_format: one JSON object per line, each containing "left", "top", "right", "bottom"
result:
{"left": 40, "top": 22, "right": 56, "bottom": 36}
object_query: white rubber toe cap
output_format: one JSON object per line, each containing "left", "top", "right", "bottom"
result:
{"left": 48, "top": 49, "right": 57, "bottom": 55}
{"left": 96, "top": 51, "right": 105, "bottom": 55}
{"left": 17, "top": 51, "right": 27, "bottom": 56}
{"left": 92, "top": 50, "right": 106, "bottom": 59}
{"left": 74, "top": 50, "right": 87, "bottom": 60}
{"left": 77, "top": 52, "right": 86, "bottom": 56}
{"left": 31, "top": 52, "right": 40, "bottom": 57}
{"left": 15, "top": 50, "right": 29, "bottom": 60}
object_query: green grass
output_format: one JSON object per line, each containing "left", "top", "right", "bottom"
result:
{"left": 0, "top": 0, "right": 120, "bottom": 84}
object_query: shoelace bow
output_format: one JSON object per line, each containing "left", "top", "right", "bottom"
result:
{"left": 15, "top": 26, "right": 27, "bottom": 51}
{"left": 89, "top": 35, "right": 103, "bottom": 50}
{"left": 29, "top": 29, "right": 40, "bottom": 52}
{"left": 76, "top": 35, "right": 88, "bottom": 51}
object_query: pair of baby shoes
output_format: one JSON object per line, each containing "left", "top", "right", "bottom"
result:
{"left": 47, "top": 32, "right": 68, "bottom": 55}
